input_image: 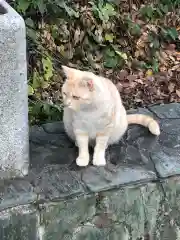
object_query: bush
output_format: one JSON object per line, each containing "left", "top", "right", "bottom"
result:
{"left": 8, "top": 0, "right": 180, "bottom": 124}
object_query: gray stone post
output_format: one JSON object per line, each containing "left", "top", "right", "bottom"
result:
{"left": 0, "top": 0, "right": 29, "bottom": 178}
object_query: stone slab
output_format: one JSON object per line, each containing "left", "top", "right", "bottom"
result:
{"left": 79, "top": 123, "right": 158, "bottom": 190}
{"left": 127, "top": 103, "right": 180, "bottom": 178}
{"left": 150, "top": 118, "right": 180, "bottom": 178}
{"left": 0, "top": 205, "right": 38, "bottom": 240}
{"left": 148, "top": 103, "right": 180, "bottom": 119}
{"left": 30, "top": 115, "right": 159, "bottom": 194}
{"left": 0, "top": 103, "right": 179, "bottom": 239}
{"left": 40, "top": 195, "right": 96, "bottom": 240}
{"left": 30, "top": 124, "right": 76, "bottom": 169}
{"left": 40, "top": 182, "right": 162, "bottom": 240}
{"left": 152, "top": 176, "right": 180, "bottom": 240}
{"left": 79, "top": 164, "right": 156, "bottom": 193}
{"left": 29, "top": 103, "right": 180, "bottom": 188}
{"left": 0, "top": 178, "right": 36, "bottom": 211}
{"left": 126, "top": 104, "right": 180, "bottom": 178}
{"left": 28, "top": 165, "right": 86, "bottom": 201}
{"left": 93, "top": 182, "right": 162, "bottom": 240}
{"left": 127, "top": 106, "right": 156, "bottom": 116}
{"left": 0, "top": 0, "right": 29, "bottom": 178}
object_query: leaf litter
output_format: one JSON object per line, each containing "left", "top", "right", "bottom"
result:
{"left": 22, "top": 0, "right": 180, "bottom": 123}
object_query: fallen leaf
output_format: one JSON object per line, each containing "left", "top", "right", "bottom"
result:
{"left": 118, "top": 70, "right": 129, "bottom": 80}
{"left": 122, "top": 82, "right": 130, "bottom": 88}
{"left": 135, "top": 49, "right": 146, "bottom": 58}
{"left": 28, "top": 85, "right": 34, "bottom": 96}
{"left": 53, "top": 83, "right": 61, "bottom": 90}
{"left": 41, "top": 81, "right": 50, "bottom": 89}
{"left": 74, "top": 27, "right": 81, "bottom": 45}
{"left": 171, "top": 64, "right": 180, "bottom": 71}
{"left": 135, "top": 98, "right": 142, "bottom": 102}
{"left": 176, "top": 52, "right": 180, "bottom": 61}
{"left": 176, "top": 89, "right": 180, "bottom": 98}
{"left": 127, "top": 74, "right": 137, "bottom": 81}
{"left": 104, "top": 33, "right": 114, "bottom": 42}
{"left": 135, "top": 79, "right": 144, "bottom": 84}
{"left": 146, "top": 76, "right": 155, "bottom": 81}
{"left": 146, "top": 69, "right": 153, "bottom": 77}
{"left": 115, "top": 51, "right": 128, "bottom": 61}
{"left": 166, "top": 44, "right": 176, "bottom": 51}
{"left": 168, "top": 83, "right": 175, "bottom": 93}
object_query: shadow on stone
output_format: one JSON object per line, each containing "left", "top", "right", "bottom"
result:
{"left": 0, "top": 4, "right": 7, "bottom": 14}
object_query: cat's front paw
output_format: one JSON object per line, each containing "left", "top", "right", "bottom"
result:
{"left": 93, "top": 156, "right": 106, "bottom": 166}
{"left": 76, "top": 155, "right": 89, "bottom": 167}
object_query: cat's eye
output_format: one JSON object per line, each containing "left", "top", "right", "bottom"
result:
{"left": 73, "top": 96, "right": 80, "bottom": 100}
{"left": 63, "top": 92, "right": 66, "bottom": 96}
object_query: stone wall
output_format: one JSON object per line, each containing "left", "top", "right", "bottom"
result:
{"left": 1, "top": 166, "right": 180, "bottom": 239}
{"left": 1, "top": 1, "right": 180, "bottom": 239}
{"left": 1, "top": 101, "right": 180, "bottom": 239}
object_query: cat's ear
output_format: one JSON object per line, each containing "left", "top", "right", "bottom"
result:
{"left": 83, "top": 77, "right": 94, "bottom": 91}
{"left": 87, "top": 79, "right": 94, "bottom": 91}
{"left": 61, "top": 65, "right": 72, "bottom": 77}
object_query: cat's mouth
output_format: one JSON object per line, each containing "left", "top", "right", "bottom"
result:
{"left": 64, "top": 104, "right": 78, "bottom": 111}
{"left": 63, "top": 103, "right": 70, "bottom": 107}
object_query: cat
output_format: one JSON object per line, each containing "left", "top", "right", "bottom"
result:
{"left": 61, "top": 65, "right": 160, "bottom": 167}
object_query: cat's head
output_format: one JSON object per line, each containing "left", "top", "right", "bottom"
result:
{"left": 61, "top": 65, "right": 96, "bottom": 111}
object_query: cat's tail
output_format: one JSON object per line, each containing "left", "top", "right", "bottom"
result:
{"left": 127, "top": 114, "right": 160, "bottom": 136}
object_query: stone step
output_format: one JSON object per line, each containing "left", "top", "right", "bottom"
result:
{"left": 0, "top": 103, "right": 180, "bottom": 239}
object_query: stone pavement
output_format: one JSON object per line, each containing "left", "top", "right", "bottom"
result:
{"left": 0, "top": 103, "right": 180, "bottom": 239}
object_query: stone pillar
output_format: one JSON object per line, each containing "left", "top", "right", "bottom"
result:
{"left": 0, "top": 0, "right": 29, "bottom": 178}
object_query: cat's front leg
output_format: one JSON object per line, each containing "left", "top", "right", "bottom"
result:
{"left": 74, "top": 130, "right": 90, "bottom": 167}
{"left": 93, "top": 133, "right": 109, "bottom": 166}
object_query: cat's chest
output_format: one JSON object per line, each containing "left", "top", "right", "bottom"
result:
{"left": 73, "top": 109, "right": 111, "bottom": 133}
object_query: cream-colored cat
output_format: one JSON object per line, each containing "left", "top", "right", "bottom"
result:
{"left": 61, "top": 65, "right": 160, "bottom": 167}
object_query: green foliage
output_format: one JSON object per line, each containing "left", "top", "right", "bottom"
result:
{"left": 142, "top": 58, "right": 159, "bottom": 73}
{"left": 140, "top": 5, "right": 155, "bottom": 20}
{"left": 90, "top": 0, "right": 116, "bottom": 22}
{"left": 29, "top": 100, "right": 63, "bottom": 125}
{"left": 12, "top": 0, "right": 79, "bottom": 16}
{"left": 161, "top": 27, "right": 179, "bottom": 41}
{"left": 139, "top": 2, "right": 179, "bottom": 20}
{"left": 28, "top": 53, "right": 53, "bottom": 94}
{"left": 125, "top": 17, "right": 141, "bottom": 36}
{"left": 103, "top": 48, "right": 118, "bottom": 68}
{"left": 9, "top": 0, "right": 180, "bottom": 124}
{"left": 42, "top": 56, "right": 53, "bottom": 81}
{"left": 160, "top": 0, "right": 180, "bottom": 7}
